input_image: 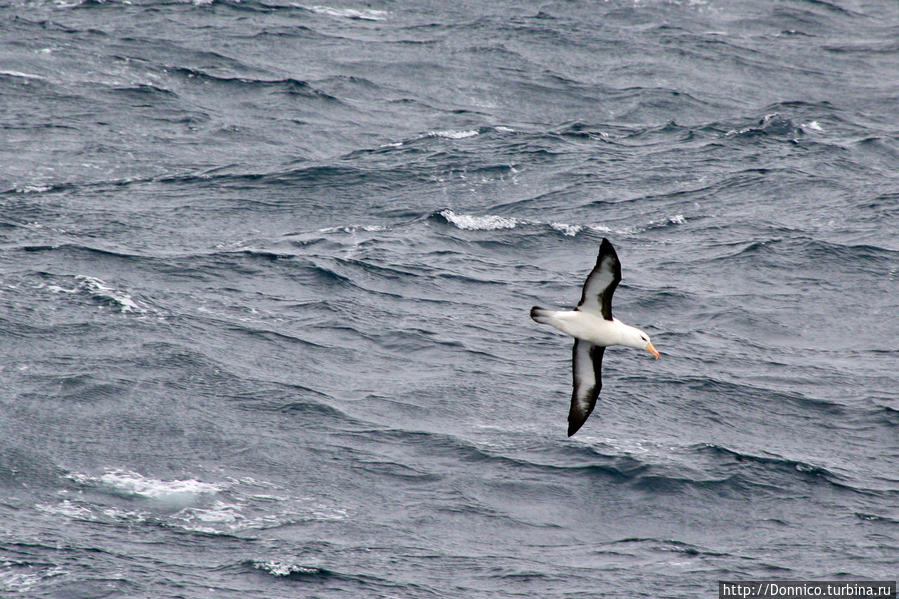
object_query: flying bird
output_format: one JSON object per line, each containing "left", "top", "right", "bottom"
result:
{"left": 530, "top": 238, "right": 660, "bottom": 436}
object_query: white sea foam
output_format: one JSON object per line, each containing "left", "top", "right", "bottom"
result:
{"left": 46, "top": 471, "right": 346, "bottom": 535}
{"left": 0, "top": 564, "right": 67, "bottom": 593}
{"left": 318, "top": 224, "right": 387, "bottom": 234}
{"left": 35, "top": 499, "right": 93, "bottom": 520}
{"left": 46, "top": 284, "right": 78, "bottom": 294}
{"left": 176, "top": 501, "right": 244, "bottom": 526}
{"left": 67, "top": 469, "right": 222, "bottom": 505}
{"left": 15, "top": 184, "right": 53, "bottom": 193}
{"left": 802, "top": 120, "right": 824, "bottom": 132}
{"left": 252, "top": 561, "right": 322, "bottom": 577}
{"left": 170, "top": 499, "right": 345, "bottom": 534}
{"left": 37, "top": 497, "right": 153, "bottom": 530}
{"left": 550, "top": 222, "right": 582, "bottom": 236}
{"left": 669, "top": 214, "right": 686, "bottom": 224}
{"left": 549, "top": 222, "right": 615, "bottom": 236}
{"left": 307, "top": 504, "right": 349, "bottom": 521}
{"left": 428, "top": 129, "right": 479, "bottom": 139}
{"left": 306, "top": 5, "right": 388, "bottom": 20}
{"left": 227, "top": 475, "right": 279, "bottom": 488}
{"left": 440, "top": 211, "right": 633, "bottom": 236}
{"left": 75, "top": 276, "right": 146, "bottom": 314}
{"left": 101, "top": 506, "right": 149, "bottom": 522}
{"left": 439, "top": 209, "right": 518, "bottom": 231}
{"left": 0, "top": 70, "right": 45, "bottom": 81}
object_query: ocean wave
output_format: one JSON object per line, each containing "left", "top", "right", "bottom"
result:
{"left": 802, "top": 120, "right": 824, "bottom": 132}
{"left": 0, "top": 70, "right": 46, "bottom": 81}
{"left": 434, "top": 209, "right": 683, "bottom": 236}
{"left": 11, "top": 183, "right": 55, "bottom": 193}
{"left": 358, "top": 125, "right": 514, "bottom": 151}
{"left": 428, "top": 129, "right": 480, "bottom": 139}
{"left": 549, "top": 222, "right": 587, "bottom": 236}
{"left": 705, "top": 237, "right": 896, "bottom": 272}
{"left": 28, "top": 270, "right": 151, "bottom": 316}
{"left": 248, "top": 560, "right": 329, "bottom": 578}
{"left": 725, "top": 112, "right": 802, "bottom": 139}
{"left": 170, "top": 500, "right": 263, "bottom": 534}
{"left": 35, "top": 499, "right": 95, "bottom": 520}
{"left": 438, "top": 209, "right": 517, "bottom": 231}
{"left": 20, "top": 242, "right": 138, "bottom": 260}
{"left": 316, "top": 224, "right": 388, "bottom": 234}
{"left": 75, "top": 275, "right": 147, "bottom": 314}
{"left": 108, "top": 82, "right": 178, "bottom": 98}
{"left": 35, "top": 492, "right": 346, "bottom": 536}
{"left": 351, "top": 425, "right": 883, "bottom": 499}
{"left": 67, "top": 469, "right": 223, "bottom": 504}
{"left": 167, "top": 66, "right": 341, "bottom": 100}
{"left": 305, "top": 5, "right": 388, "bottom": 21}
{"left": 242, "top": 559, "right": 391, "bottom": 594}
{"left": 43, "top": 469, "right": 348, "bottom": 535}
{"left": 355, "top": 428, "right": 669, "bottom": 487}
{"left": 694, "top": 444, "right": 837, "bottom": 480}
{"left": 0, "top": 562, "right": 67, "bottom": 594}
{"left": 854, "top": 512, "right": 899, "bottom": 524}
{"left": 606, "top": 537, "right": 728, "bottom": 558}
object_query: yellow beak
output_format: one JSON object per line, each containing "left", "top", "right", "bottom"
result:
{"left": 646, "top": 341, "right": 660, "bottom": 359}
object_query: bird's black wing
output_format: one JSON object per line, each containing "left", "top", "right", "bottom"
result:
{"left": 577, "top": 238, "right": 621, "bottom": 321}
{"left": 568, "top": 339, "right": 605, "bottom": 436}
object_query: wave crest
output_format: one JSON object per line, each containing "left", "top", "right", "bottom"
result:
{"left": 306, "top": 5, "right": 388, "bottom": 20}
{"left": 438, "top": 209, "right": 518, "bottom": 231}
{"left": 434, "top": 209, "right": 659, "bottom": 236}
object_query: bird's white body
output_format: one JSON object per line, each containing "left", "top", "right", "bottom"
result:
{"left": 531, "top": 309, "right": 650, "bottom": 350}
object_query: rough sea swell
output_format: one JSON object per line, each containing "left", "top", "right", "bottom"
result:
{"left": 1, "top": 0, "right": 897, "bottom": 597}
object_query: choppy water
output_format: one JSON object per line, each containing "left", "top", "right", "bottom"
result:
{"left": 1, "top": 0, "right": 897, "bottom": 597}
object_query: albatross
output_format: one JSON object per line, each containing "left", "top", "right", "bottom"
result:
{"left": 530, "top": 238, "right": 660, "bottom": 436}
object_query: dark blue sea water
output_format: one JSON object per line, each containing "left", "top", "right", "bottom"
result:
{"left": 1, "top": 0, "right": 897, "bottom": 596}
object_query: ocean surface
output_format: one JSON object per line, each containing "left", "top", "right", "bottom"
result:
{"left": 1, "top": 0, "right": 897, "bottom": 597}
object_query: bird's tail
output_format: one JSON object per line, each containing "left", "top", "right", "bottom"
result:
{"left": 530, "top": 306, "right": 552, "bottom": 324}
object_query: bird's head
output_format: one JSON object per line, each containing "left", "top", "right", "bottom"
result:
{"left": 622, "top": 325, "right": 660, "bottom": 359}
